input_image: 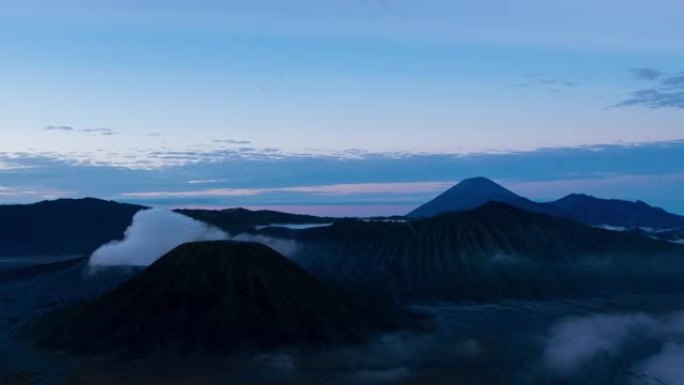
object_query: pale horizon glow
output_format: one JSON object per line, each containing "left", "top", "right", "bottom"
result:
{"left": 1, "top": 1, "right": 683, "bottom": 215}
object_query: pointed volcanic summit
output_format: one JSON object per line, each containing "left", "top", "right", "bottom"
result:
{"left": 408, "top": 177, "right": 531, "bottom": 218}
{"left": 22, "top": 241, "right": 408, "bottom": 358}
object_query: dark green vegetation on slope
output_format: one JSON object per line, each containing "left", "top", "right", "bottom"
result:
{"left": 176, "top": 207, "right": 333, "bottom": 233}
{"left": 407, "top": 177, "right": 684, "bottom": 230}
{"left": 20, "top": 241, "right": 415, "bottom": 359}
{"left": 0, "top": 198, "right": 146, "bottom": 257}
{"left": 286, "top": 202, "right": 684, "bottom": 300}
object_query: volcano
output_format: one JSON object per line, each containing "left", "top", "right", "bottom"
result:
{"left": 21, "top": 241, "right": 409, "bottom": 358}
{"left": 406, "top": 177, "right": 684, "bottom": 230}
{"left": 407, "top": 177, "right": 539, "bottom": 218}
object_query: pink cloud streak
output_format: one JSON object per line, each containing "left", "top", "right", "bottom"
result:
{"left": 121, "top": 181, "right": 455, "bottom": 199}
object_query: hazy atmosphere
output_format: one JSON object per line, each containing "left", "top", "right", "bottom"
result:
{"left": 2, "top": 2, "right": 684, "bottom": 385}
{"left": 1, "top": 0, "right": 683, "bottom": 215}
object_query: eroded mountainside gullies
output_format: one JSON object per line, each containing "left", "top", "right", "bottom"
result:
{"left": 273, "top": 203, "right": 684, "bottom": 300}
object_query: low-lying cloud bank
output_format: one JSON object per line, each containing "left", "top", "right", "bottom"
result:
{"left": 544, "top": 311, "right": 684, "bottom": 384}
{"left": 88, "top": 209, "right": 301, "bottom": 267}
{"left": 225, "top": 328, "right": 484, "bottom": 385}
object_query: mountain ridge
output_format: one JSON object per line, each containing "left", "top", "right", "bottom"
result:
{"left": 281, "top": 202, "right": 684, "bottom": 300}
{"left": 0, "top": 198, "right": 146, "bottom": 257}
{"left": 407, "top": 177, "right": 684, "bottom": 230}
{"left": 176, "top": 207, "right": 333, "bottom": 233}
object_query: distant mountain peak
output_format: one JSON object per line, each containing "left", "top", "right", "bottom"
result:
{"left": 459, "top": 176, "right": 500, "bottom": 185}
{"left": 220, "top": 207, "right": 251, "bottom": 213}
{"left": 407, "top": 177, "right": 525, "bottom": 218}
{"left": 564, "top": 192, "right": 591, "bottom": 198}
{"left": 409, "top": 178, "right": 684, "bottom": 230}
{"left": 452, "top": 177, "right": 517, "bottom": 194}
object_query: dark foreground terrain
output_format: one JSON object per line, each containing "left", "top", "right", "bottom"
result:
{"left": 3, "top": 254, "right": 684, "bottom": 385}
{"left": 3, "top": 198, "right": 684, "bottom": 384}
{"left": 20, "top": 241, "right": 414, "bottom": 358}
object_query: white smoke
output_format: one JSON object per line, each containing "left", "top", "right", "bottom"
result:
{"left": 89, "top": 208, "right": 228, "bottom": 266}
{"left": 88, "top": 208, "right": 302, "bottom": 267}
{"left": 230, "top": 233, "right": 302, "bottom": 257}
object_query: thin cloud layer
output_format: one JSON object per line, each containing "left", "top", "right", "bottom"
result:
{"left": 213, "top": 139, "right": 252, "bottom": 145}
{"left": 1, "top": 140, "right": 684, "bottom": 214}
{"left": 43, "top": 125, "right": 74, "bottom": 131}
{"left": 618, "top": 68, "right": 684, "bottom": 109}
{"left": 512, "top": 75, "right": 580, "bottom": 90}
{"left": 123, "top": 181, "right": 454, "bottom": 199}
{"left": 631, "top": 68, "right": 663, "bottom": 80}
{"left": 80, "top": 128, "right": 118, "bottom": 136}
{"left": 43, "top": 126, "right": 119, "bottom": 136}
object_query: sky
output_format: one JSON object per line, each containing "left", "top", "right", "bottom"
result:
{"left": 1, "top": 0, "right": 683, "bottom": 215}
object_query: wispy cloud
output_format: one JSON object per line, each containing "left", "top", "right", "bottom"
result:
{"left": 617, "top": 68, "right": 684, "bottom": 109}
{"left": 0, "top": 184, "right": 71, "bottom": 201}
{"left": 0, "top": 161, "right": 33, "bottom": 171}
{"left": 188, "top": 179, "right": 230, "bottom": 185}
{"left": 511, "top": 75, "right": 580, "bottom": 89}
{"left": 43, "top": 125, "right": 74, "bottom": 131}
{"left": 631, "top": 67, "right": 663, "bottom": 80}
{"left": 212, "top": 139, "right": 252, "bottom": 145}
{"left": 80, "top": 128, "right": 118, "bottom": 136}
{"left": 43, "top": 126, "right": 119, "bottom": 136}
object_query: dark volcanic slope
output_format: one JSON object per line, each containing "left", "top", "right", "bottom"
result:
{"left": 177, "top": 207, "right": 333, "bottom": 233}
{"left": 290, "top": 203, "right": 684, "bottom": 300}
{"left": 551, "top": 193, "right": 684, "bottom": 229}
{"left": 22, "top": 241, "right": 408, "bottom": 358}
{"left": 0, "top": 198, "right": 146, "bottom": 257}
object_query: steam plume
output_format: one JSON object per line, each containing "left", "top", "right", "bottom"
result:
{"left": 89, "top": 209, "right": 227, "bottom": 266}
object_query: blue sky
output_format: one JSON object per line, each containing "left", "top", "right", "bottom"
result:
{"left": 1, "top": 1, "right": 683, "bottom": 215}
